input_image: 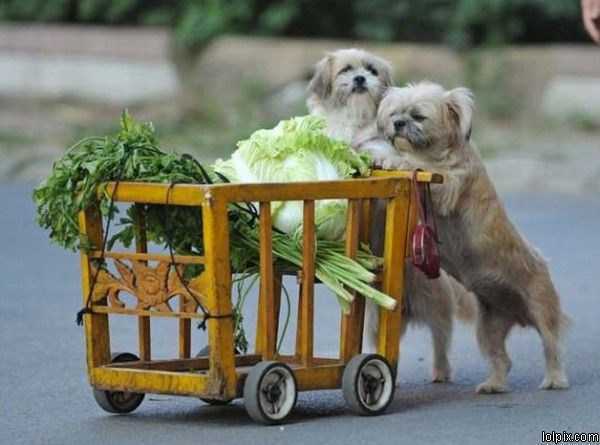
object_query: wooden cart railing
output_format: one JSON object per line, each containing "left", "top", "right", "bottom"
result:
{"left": 78, "top": 170, "right": 442, "bottom": 401}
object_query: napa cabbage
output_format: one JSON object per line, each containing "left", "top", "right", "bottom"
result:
{"left": 213, "top": 115, "right": 371, "bottom": 240}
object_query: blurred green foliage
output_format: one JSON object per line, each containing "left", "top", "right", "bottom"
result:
{"left": 0, "top": 0, "right": 585, "bottom": 50}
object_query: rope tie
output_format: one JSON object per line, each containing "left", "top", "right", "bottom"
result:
{"left": 163, "top": 182, "right": 232, "bottom": 330}
{"left": 76, "top": 154, "right": 128, "bottom": 326}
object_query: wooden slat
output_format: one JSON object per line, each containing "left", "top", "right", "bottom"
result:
{"left": 101, "top": 173, "right": 440, "bottom": 208}
{"left": 273, "top": 271, "right": 282, "bottom": 347}
{"left": 231, "top": 362, "right": 345, "bottom": 393}
{"left": 340, "top": 199, "right": 364, "bottom": 362}
{"left": 107, "top": 354, "right": 262, "bottom": 371}
{"left": 137, "top": 305, "right": 152, "bottom": 361}
{"left": 360, "top": 199, "right": 372, "bottom": 244}
{"left": 91, "top": 367, "right": 210, "bottom": 397}
{"left": 134, "top": 205, "right": 151, "bottom": 362}
{"left": 295, "top": 281, "right": 304, "bottom": 360}
{"left": 89, "top": 251, "right": 205, "bottom": 264}
{"left": 102, "top": 177, "right": 412, "bottom": 207}
{"left": 294, "top": 364, "right": 345, "bottom": 391}
{"left": 102, "top": 182, "right": 204, "bottom": 206}
{"left": 371, "top": 169, "right": 444, "bottom": 183}
{"left": 205, "top": 177, "right": 409, "bottom": 203}
{"left": 344, "top": 200, "right": 360, "bottom": 255}
{"left": 201, "top": 198, "right": 237, "bottom": 399}
{"left": 255, "top": 202, "right": 277, "bottom": 359}
{"left": 277, "top": 355, "right": 342, "bottom": 366}
{"left": 91, "top": 305, "right": 205, "bottom": 319}
{"left": 179, "top": 296, "right": 191, "bottom": 358}
{"left": 133, "top": 205, "right": 147, "bottom": 255}
{"left": 377, "top": 191, "right": 411, "bottom": 369}
{"left": 297, "top": 200, "right": 315, "bottom": 367}
{"left": 79, "top": 205, "right": 111, "bottom": 369}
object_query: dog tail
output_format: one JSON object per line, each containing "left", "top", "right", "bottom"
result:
{"left": 445, "top": 274, "right": 478, "bottom": 324}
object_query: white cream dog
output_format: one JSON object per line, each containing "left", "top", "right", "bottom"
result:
{"left": 308, "top": 51, "right": 476, "bottom": 382}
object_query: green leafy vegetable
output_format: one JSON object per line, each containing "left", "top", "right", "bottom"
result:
{"left": 214, "top": 115, "right": 371, "bottom": 240}
{"left": 34, "top": 111, "right": 211, "bottom": 253}
{"left": 34, "top": 112, "right": 396, "bottom": 350}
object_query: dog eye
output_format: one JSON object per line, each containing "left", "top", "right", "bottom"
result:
{"left": 412, "top": 113, "right": 426, "bottom": 122}
{"left": 338, "top": 65, "right": 353, "bottom": 75}
{"left": 366, "top": 64, "right": 379, "bottom": 76}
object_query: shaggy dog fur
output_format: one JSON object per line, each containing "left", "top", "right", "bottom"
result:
{"left": 376, "top": 82, "right": 569, "bottom": 392}
{"left": 308, "top": 52, "right": 477, "bottom": 382}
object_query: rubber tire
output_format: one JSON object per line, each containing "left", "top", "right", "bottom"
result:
{"left": 342, "top": 354, "right": 395, "bottom": 416}
{"left": 243, "top": 361, "right": 297, "bottom": 425}
{"left": 92, "top": 352, "right": 145, "bottom": 414}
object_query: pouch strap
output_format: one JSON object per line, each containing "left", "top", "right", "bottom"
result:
{"left": 412, "top": 169, "right": 440, "bottom": 243}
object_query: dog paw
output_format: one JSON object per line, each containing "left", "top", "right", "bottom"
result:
{"left": 371, "top": 156, "right": 390, "bottom": 169}
{"left": 380, "top": 157, "right": 407, "bottom": 170}
{"left": 380, "top": 159, "right": 396, "bottom": 170}
{"left": 539, "top": 373, "right": 569, "bottom": 390}
{"left": 476, "top": 380, "right": 508, "bottom": 394}
{"left": 432, "top": 367, "right": 452, "bottom": 383}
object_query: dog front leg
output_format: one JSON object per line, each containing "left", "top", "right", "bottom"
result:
{"left": 475, "top": 310, "right": 514, "bottom": 394}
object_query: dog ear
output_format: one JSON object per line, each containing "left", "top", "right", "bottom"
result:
{"left": 445, "top": 87, "right": 474, "bottom": 143}
{"left": 376, "top": 87, "right": 393, "bottom": 134}
{"left": 377, "top": 58, "right": 394, "bottom": 89}
{"left": 307, "top": 54, "right": 333, "bottom": 100}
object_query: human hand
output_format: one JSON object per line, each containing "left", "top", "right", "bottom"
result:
{"left": 582, "top": 0, "right": 600, "bottom": 43}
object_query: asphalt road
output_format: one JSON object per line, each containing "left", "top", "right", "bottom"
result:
{"left": 1, "top": 183, "right": 599, "bottom": 445}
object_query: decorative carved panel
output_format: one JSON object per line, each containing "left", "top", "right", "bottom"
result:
{"left": 91, "top": 259, "right": 209, "bottom": 314}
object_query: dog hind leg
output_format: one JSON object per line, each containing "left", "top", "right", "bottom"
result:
{"left": 538, "top": 329, "right": 569, "bottom": 390}
{"left": 528, "top": 282, "right": 569, "bottom": 390}
{"left": 419, "top": 276, "right": 454, "bottom": 383}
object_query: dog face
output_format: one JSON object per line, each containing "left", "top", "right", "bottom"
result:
{"left": 377, "top": 82, "right": 474, "bottom": 159}
{"left": 307, "top": 49, "right": 393, "bottom": 116}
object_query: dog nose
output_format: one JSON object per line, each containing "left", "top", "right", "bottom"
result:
{"left": 354, "top": 75, "right": 366, "bottom": 86}
{"left": 394, "top": 119, "right": 407, "bottom": 131}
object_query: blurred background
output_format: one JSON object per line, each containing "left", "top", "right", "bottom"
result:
{"left": 1, "top": 0, "right": 599, "bottom": 194}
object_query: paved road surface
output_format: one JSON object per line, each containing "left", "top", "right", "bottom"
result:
{"left": 1, "top": 183, "right": 599, "bottom": 445}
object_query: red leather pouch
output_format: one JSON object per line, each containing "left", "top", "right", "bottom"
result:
{"left": 411, "top": 170, "right": 441, "bottom": 279}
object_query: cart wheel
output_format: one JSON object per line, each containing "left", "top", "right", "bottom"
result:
{"left": 342, "top": 354, "right": 395, "bottom": 416}
{"left": 243, "top": 361, "right": 297, "bottom": 425}
{"left": 92, "top": 352, "right": 145, "bottom": 414}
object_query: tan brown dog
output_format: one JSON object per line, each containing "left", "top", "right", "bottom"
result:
{"left": 308, "top": 52, "right": 477, "bottom": 383}
{"left": 376, "top": 82, "right": 569, "bottom": 393}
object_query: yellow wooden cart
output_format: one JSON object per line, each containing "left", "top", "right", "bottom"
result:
{"left": 78, "top": 170, "right": 441, "bottom": 424}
